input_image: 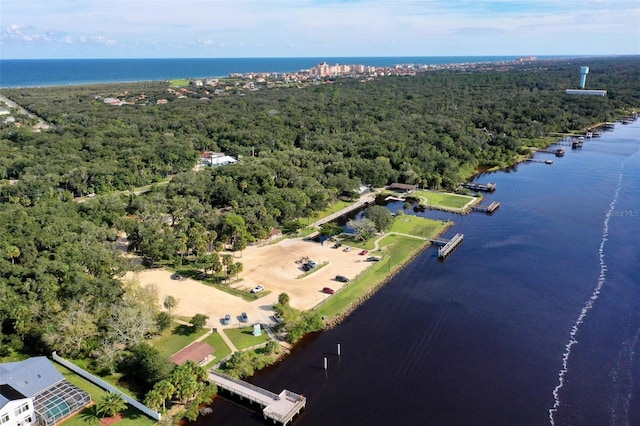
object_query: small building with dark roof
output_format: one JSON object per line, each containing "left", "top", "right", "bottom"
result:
{"left": 388, "top": 183, "right": 417, "bottom": 192}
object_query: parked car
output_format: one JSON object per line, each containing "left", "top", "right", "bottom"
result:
{"left": 302, "top": 263, "right": 311, "bottom": 271}
{"left": 272, "top": 313, "right": 283, "bottom": 323}
{"left": 240, "top": 312, "right": 249, "bottom": 322}
{"left": 335, "top": 275, "right": 350, "bottom": 283}
{"left": 307, "top": 260, "right": 317, "bottom": 268}
{"left": 170, "top": 273, "right": 181, "bottom": 280}
{"left": 222, "top": 314, "right": 231, "bottom": 325}
{"left": 359, "top": 250, "right": 368, "bottom": 256}
{"left": 367, "top": 256, "right": 381, "bottom": 262}
{"left": 332, "top": 242, "right": 342, "bottom": 249}
{"left": 251, "top": 285, "right": 265, "bottom": 293}
{"left": 322, "top": 287, "right": 335, "bottom": 294}
{"left": 343, "top": 246, "right": 352, "bottom": 252}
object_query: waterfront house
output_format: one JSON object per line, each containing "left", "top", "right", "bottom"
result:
{"left": 1, "top": 357, "right": 91, "bottom": 426}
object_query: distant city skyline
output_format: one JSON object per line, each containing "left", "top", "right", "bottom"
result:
{"left": 1, "top": 0, "right": 639, "bottom": 59}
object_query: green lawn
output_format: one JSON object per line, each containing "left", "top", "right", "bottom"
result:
{"left": 411, "top": 190, "right": 476, "bottom": 210}
{"left": 54, "top": 363, "right": 110, "bottom": 401}
{"left": 169, "top": 79, "right": 190, "bottom": 87}
{"left": 338, "top": 216, "right": 449, "bottom": 251}
{"left": 200, "top": 332, "right": 232, "bottom": 368}
{"left": 150, "top": 322, "right": 209, "bottom": 357}
{"left": 53, "top": 363, "right": 156, "bottom": 426}
{"left": 224, "top": 326, "right": 271, "bottom": 350}
{"left": 390, "top": 215, "right": 452, "bottom": 237}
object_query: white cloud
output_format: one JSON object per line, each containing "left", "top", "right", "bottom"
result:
{"left": 0, "top": 0, "right": 638, "bottom": 58}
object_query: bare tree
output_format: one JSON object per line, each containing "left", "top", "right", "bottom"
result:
{"left": 347, "top": 217, "right": 376, "bottom": 242}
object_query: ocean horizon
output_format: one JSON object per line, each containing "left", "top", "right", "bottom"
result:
{"left": 0, "top": 55, "right": 579, "bottom": 88}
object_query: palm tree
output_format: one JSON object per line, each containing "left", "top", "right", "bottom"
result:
{"left": 143, "top": 389, "right": 164, "bottom": 412}
{"left": 153, "top": 380, "right": 175, "bottom": 411}
{"left": 5, "top": 245, "right": 20, "bottom": 264}
{"left": 95, "top": 391, "right": 127, "bottom": 418}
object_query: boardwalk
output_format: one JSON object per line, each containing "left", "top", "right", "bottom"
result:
{"left": 208, "top": 371, "right": 305, "bottom": 425}
{"left": 310, "top": 193, "right": 376, "bottom": 228}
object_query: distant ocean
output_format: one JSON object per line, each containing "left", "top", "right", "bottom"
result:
{"left": 0, "top": 56, "right": 545, "bottom": 88}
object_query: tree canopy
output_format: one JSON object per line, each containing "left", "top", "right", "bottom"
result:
{"left": 0, "top": 56, "right": 638, "bottom": 365}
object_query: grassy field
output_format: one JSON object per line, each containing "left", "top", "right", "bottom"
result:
{"left": 316, "top": 217, "right": 451, "bottom": 318}
{"left": 224, "top": 326, "right": 271, "bottom": 350}
{"left": 150, "top": 322, "right": 209, "bottom": 358}
{"left": 54, "top": 363, "right": 156, "bottom": 426}
{"left": 201, "top": 332, "right": 232, "bottom": 368}
{"left": 391, "top": 215, "right": 452, "bottom": 237}
{"left": 412, "top": 190, "right": 476, "bottom": 210}
{"left": 169, "top": 79, "right": 190, "bottom": 87}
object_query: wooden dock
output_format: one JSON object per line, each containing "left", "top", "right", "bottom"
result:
{"left": 436, "top": 233, "right": 464, "bottom": 259}
{"left": 461, "top": 182, "right": 496, "bottom": 192}
{"left": 208, "top": 371, "right": 306, "bottom": 425}
{"left": 473, "top": 201, "right": 500, "bottom": 213}
{"left": 537, "top": 148, "right": 565, "bottom": 157}
{"left": 619, "top": 114, "right": 637, "bottom": 124}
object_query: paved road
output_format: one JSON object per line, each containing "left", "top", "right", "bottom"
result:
{"left": 0, "top": 94, "right": 52, "bottom": 131}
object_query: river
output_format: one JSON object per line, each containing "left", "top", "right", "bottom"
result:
{"left": 194, "top": 120, "right": 640, "bottom": 425}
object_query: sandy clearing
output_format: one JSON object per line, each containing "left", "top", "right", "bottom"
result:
{"left": 124, "top": 237, "right": 375, "bottom": 329}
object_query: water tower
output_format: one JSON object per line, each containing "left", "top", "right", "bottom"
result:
{"left": 579, "top": 66, "right": 589, "bottom": 89}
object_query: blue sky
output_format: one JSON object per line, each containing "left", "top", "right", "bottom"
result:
{"left": 1, "top": 0, "right": 639, "bottom": 59}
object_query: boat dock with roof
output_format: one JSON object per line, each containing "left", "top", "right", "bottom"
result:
{"left": 461, "top": 182, "right": 496, "bottom": 192}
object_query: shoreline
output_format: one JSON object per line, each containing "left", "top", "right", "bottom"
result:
{"left": 225, "top": 116, "right": 637, "bottom": 378}
{"left": 323, "top": 223, "right": 452, "bottom": 329}
{"left": 0, "top": 55, "right": 582, "bottom": 90}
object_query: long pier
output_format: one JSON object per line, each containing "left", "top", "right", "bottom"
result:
{"left": 208, "top": 371, "right": 306, "bottom": 425}
{"left": 473, "top": 201, "right": 500, "bottom": 213}
{"left": 461, "top": 182, "right": 496, "bottom": 192}
{"left": 434, "top": 233, "right": 464, "bottom": 259}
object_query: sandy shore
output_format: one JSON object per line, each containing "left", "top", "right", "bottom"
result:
{"left": 124, "top": 238, "right": 374, "bottom": 329}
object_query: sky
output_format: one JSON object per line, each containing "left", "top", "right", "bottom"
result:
{"left": 1, "top": 0, "right": 639, "bottom": 59}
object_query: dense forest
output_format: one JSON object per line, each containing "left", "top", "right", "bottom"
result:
{"left": 0, "top": 56, "right": 638, "bottom": 387}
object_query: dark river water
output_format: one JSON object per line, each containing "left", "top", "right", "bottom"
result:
{"left": 194, "top": 121, "right": 640, "bottom": 426}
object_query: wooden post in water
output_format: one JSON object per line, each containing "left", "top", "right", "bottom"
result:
{"left": 337, "top": 343, "right": 341, "bottom": 363}
{"left": 324, "top": 357, "right": 328, "bottom": 379}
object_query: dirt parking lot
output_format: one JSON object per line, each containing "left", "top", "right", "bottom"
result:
{"left": 125, "top": 238, "right": 374, "bottom": 329}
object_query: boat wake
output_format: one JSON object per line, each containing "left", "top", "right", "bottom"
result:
{"left": 609, "top": 327, "right": 640, "bottom": 426}
{"left": 548, "top": 159, "right": 626, "bottom": 425}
